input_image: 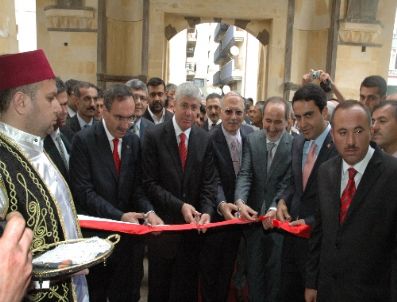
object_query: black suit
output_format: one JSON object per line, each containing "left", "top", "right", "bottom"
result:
{"left": 142, "top": 120, "right": 217, "bottom": 302}
{"left": 70, "top": 121, "right": 152, "bottom": 302}
{"left": 199, "top": 124, "right": 254, "bottom": 302}
{"left": 142, "top": 108, "right": 173, "bottom": 124}
{"left": 44, "top": 132, "right": 70, "bottom": 182}
{"left": 306, "top": 147, "right": 397, "bottom": 302}
{"left": 61, "top": 114, "right": 99, "bottom": 143}
{"left": 129, "top": 116, "right": 155, "bottom": 142}
{"left": 280, "top": 131, "right": 338, "bottom": 302}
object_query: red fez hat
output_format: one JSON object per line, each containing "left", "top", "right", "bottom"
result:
{"left": 0, "top": 49, "right": 55, "bottom": 90}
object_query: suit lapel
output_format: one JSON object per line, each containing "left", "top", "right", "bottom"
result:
{"left": 164, "top": 121, "right": 184, "bottom": 177}
{"left": 95, "top": 123, "right": 118, "bottom": 181}
{"left": 295, "top": 135, "right": 306, "bottom": 192}
{"left": 214, "top": 127, "right": 235, "bottom": 177}
{"left": 119, "top": 135, "right": 133, "bottom": 186}
{"left": 268, "top": 132, "right": 290, "bottom": 179}
{"left": 305, "top": 132, "right": 334, "bottom": 191}
{"left": 343, "top": 149, "right": 384, "bottom": 224}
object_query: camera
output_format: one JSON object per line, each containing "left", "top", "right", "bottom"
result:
{"left": 310, "top": 69, "right": 332, "bottom": 93}
{"left": 310, "top": 70, "right": 321, "bottom": 80}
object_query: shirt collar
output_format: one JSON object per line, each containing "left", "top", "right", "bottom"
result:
{"left": 172, "top": 115, "right": 191, "bottom": 140}
{"left": 221, "top": 125, "right": 241, "bottom": 145}
{"left": 313, "top": 122, "right": 331, "bottom": 150}
{"left": 76, "top": 112, "right": 93, "bottom": 129}
{"left": 342, "top": 145, "right": 375, "bottom": 177}
{"left": 148, "top": 107, "right": 165, "bottom": 123}
{"left": 102, "top": 119, "right": 123, "bottom": 144}
{"left": 50, "top": 128, "right": 61, "bottom": 140}
{"left": 0, "top": 122, "right": 43, "bottom": 152}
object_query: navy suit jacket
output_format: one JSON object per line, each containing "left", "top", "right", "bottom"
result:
{"left": 306, "top": 147, "right": 397, "bottom": 302}
{"left": 69, "top": 121, "right": 152, "bottom": 220}
{"left": 281, "top": 131, "right": 338, "bottom": 226}
{"left": 141, "top": 120, "right": 217, "bottom": 224}
{"left": 210, "top": 124, "right": 254, "bottom": 208}
{"left": 44, "top": 133, "right": 70, "bottom": 182}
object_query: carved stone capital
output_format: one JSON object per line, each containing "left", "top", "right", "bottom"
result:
{"left": 44, "top": 7, "right": 96, "bottom": 32}
{"left": 339, "top": 21, "right": 382, "bottom": 45}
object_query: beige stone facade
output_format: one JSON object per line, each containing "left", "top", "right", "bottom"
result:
{"left": 1, "top": 0, "right": 396, "bottom": 100}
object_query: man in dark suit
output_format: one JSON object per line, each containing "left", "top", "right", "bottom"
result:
{"left": 61, "top": 81, "right": 99, "bottom": 142}
{"left": 125, "top": 78, "right": 155, "bottom": 140}
{"left": 143, "top": 77, "right": 173, "bottom": 124}
{"left": 276, "top": 83, "right": 338, "bottom": 302}
{"left": 235, "top": 96, "right": 293, "bottom": 302}
{"left": 70, "top": 84, "right": 162, "bottom": 302}
{"left": 44, "top": 77, "right": 71, "bottom": 181}
{"left": 142, "top": 82, "right": 217, "bottom": 302}
{"left": 202, "top": 93, "right": 222, "bottom": 131}
{"left": 305, "top": 101, "right": 397, "bottom": 302}
{"left": 199, "top": 92, "right": 254, "bottom": 302}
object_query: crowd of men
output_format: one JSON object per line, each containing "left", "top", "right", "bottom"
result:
{"left": 0, "top": 49, "right": 396, "bottom": 302}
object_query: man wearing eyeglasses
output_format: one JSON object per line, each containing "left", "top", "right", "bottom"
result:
{"left": 61, "top": 80, "right": 99, "bottom": 142}
{"left": 200, "top": 92, "right": 254, "bottom": 301}
{"left": 125, "top": 78, "right": 155, "bottom": 140}
{"left": 70, "top": 84, "right": 163, "bottom": 302}
{"left": 143, "top": 77, "right": 173, "bottom": 124}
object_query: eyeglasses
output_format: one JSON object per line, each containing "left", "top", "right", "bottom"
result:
{"left": 113, "top": 114, "right": 135, "bottom": 124}
{"left": 224, "top": 109, "right": 244, "bottom": 116}
{"left": 133, "top": 94, "right": 148, "bottom": 102}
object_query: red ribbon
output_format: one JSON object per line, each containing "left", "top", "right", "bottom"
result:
{"left": 78, "top": 216, "right": 311, "bottom": 238}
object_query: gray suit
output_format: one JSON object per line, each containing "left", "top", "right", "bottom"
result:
{"left": 235, "top": 130, "right": 293, "bottom": 302}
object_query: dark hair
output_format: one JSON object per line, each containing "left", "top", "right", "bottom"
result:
{"left": 65, "top": 78, "right": 79, "bottom": 96}
{"left": 199, "top": 103, "right": 206, "bottom": 114}
{"left": 103, "top": 84, "right": 133, "bottom": 111}
{"left": 206, "top": 93, "right": 221, "bottom": 101}
{"left": 245, "top": 97, "right": 254, "bottom": 106}
{"left": 73, "top": 81, "right": 97, "bottom": 98}
{"left": 55, "top": 77, "right": 66, "bottom": 94}
{"left": 292, "top": 83, "right": 327, "bottom": 112}
{"left": 255, "top": 100, "right": 266, "bottom": 115}
{"left": 166, "top": 83, "right": 177, "bottom": 92}
{"left": 263, "top": 96, "right": 290, "bottom": 120}
{"left": 330, "top": 100, "right": 371, "bottom": 127}
{"left": 373, "top": 100, "right": 397, "bottom": 121}
{"left": 125, "top": 78, "right": 148, "bottom": 93}
{"left": 147, "top": 77, "right": 165, "bottom": 90}
{"left": 360, "top": 75, "right": 387, "bottom": 97}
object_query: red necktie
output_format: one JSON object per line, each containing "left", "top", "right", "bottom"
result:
{"left": 302, "top": 142, "right": 317, "bottom": 190}
{"left": 179, "top": 133, "right": 187, "bottom": 171}
{"left": 340, "top": 167, "right": 357, "bottom": 223}
{"left": 112, "top": 138, "right": 121, "bottom": 174}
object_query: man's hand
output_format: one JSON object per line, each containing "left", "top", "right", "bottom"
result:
{"left": 305, "top": 288, "right": 317, "bottom": 302}
{"left": 181, "top": 203, "right": 200, "bottom": 224}
{"left": 235, "top": 200, "right": 257, "bottom": 221}
{"left": 145, "top": 212, "right": 164, "bottom": 226}
{"left": 262, "top": 209, "right": 276, "bottom": 230}
{"left": 218, "top": 202, "right": 238, "bottom": 220}
{"left": 121, "top": 212, "right": 145, "bottom": 223}
{"left": 276, "top": 199, "right": 291, "bottom": 222}
{"left": 197, "top": 213, "right": 211, "bottom": 234}
{"left": 0, "top": 212, "right": 33, "bottom": 302}
{"left": 289, "top": 219, "right": 306, "bottom": 226}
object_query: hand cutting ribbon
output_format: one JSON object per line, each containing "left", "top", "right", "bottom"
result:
{"left": 78, "top": 215, "right": 311, "bottom": 239}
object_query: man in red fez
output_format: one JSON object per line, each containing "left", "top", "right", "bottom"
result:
{"left": 0, "top": 49, "right": 89, "bottom": 302}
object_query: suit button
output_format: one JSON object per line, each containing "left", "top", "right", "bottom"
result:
{"left": 335, "top": 242, "right": 339, "bottom": 249}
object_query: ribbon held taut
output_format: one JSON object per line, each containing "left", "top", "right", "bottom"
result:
{"left": 78, "top": 215, "right": 311, "bottom": 239}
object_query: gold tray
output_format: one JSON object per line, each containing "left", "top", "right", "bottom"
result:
{"left": 31, "top": 234, "right": 120, "bottom": 281}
